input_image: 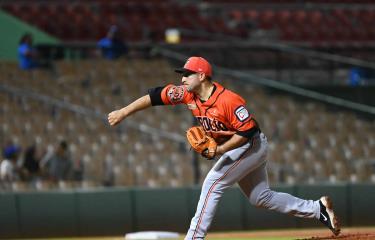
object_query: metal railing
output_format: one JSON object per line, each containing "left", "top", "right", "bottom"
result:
{"left": 157, "top": 48, "right": 375, "bottom": 116}
{"left": 0, "top": 84, "right": 186, "bottom": 143}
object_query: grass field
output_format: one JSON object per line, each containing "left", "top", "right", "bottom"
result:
{"left": 27, "top": 227, "right": 375, "bottom": 240}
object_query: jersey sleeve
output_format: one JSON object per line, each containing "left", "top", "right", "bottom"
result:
{"left": 148, "top": 84, "right": 191, "bottom": 106}
{"left": 226, "top": 94, "right": 259, "bottom": 138}
{"left": 161, "top": 84, "right": 191, "bottom": 105}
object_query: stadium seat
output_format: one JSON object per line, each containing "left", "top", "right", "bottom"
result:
{"left": 1, "top": 57, "right": 374, "bottom": 188}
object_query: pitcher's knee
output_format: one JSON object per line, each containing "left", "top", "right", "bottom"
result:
{"left": 252, "top": 189, "right": 273, "bottom": 208}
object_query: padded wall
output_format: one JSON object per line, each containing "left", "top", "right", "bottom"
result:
{"left": 0, "top": 184, "right": 374, "bottom": 238}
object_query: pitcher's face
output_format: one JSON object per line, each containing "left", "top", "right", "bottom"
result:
{"left": 181, "top": 72, "right": 201, "bottom": 92}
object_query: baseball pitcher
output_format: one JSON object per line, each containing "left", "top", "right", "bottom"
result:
{"left": 108, "top": 56, "right": 340, "bottom": 239}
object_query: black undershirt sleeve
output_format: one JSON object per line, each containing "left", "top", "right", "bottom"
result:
{"left": 236, "top": 126, "right": 260, "bottom": 139}
{"left": 148, "top": 86, "right": 165, "bottom": 106}
{"left": 236, "top": 119, "right": 261, "bottom": 139}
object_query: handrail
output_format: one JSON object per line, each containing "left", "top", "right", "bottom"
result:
{"left": 166, "top": 39, "right": 375, "bottom": 70}
{"left": 158, "top": 48, "right": 375, "bottom": 115}
{"left": 34, "top": 40, "right": 375, "bottom": 70}
{"left": 263, "top": 42, "right": 375, "bottom": 70}
{"left": 0, "top": 84, "right": 186, "bottom": 143}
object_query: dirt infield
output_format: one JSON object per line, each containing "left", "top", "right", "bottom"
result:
{"left": 207, "top": 227, "right": 375, "bottom": 239}
{"left": 299, "top": 233, "right": 375, "bottom": 239}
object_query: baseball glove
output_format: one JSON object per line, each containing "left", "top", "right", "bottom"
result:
{"left": 186, "top": 126, "right": 217, "bottom": 159}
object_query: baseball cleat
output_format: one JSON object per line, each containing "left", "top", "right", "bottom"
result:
{"left": 319, "top": 196, "right": 341, "bottom": 236}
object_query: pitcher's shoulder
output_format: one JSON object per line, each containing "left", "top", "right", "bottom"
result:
{"left": 220, "top": 88, "right": 246, "bottom": 105}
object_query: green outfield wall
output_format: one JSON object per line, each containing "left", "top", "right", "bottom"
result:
{"left": 0, "top": 183, "right": 374, "bottom": 238}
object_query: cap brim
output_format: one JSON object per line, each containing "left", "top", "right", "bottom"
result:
{"left": 175, "top": 68, "right": 196, "bottom": 74}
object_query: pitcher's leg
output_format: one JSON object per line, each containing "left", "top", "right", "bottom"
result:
{"left": 185, "top": 156, "right": 250, "bottom": 240}
{"left": 238, "top": 163, "right": 320, "bottom": 219}
{"left": 185, "top": 171, "right": 226, "bottom": 240}
{"left": 185, "top": 133, "right": 268, "bottom": 239}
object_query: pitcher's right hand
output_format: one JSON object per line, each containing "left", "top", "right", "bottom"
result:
{"left": 108, "top": 110, "right": 124, "bottom": 126}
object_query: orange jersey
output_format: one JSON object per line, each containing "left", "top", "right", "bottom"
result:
{"left": 149, "top": 82, "right": 259, "bottom": 144}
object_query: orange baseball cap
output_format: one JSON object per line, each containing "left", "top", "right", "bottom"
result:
{"left": 175, "top": 56, "right": 212, "bottom": 77}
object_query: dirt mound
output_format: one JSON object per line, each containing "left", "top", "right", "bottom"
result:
{"left": 208, "top": 227, "right": 375, "bottom": 239}
{"left": 298, "top": 233, "right": 375, "bottom": 240}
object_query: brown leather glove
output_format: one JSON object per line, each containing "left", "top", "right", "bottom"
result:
{"left": 186, "top": 126, "right": 217, "bottom": 159}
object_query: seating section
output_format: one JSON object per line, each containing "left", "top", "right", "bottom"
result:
{"left": 0, "top": 1, "right": 231, "bottom": 42}
{"left": 1, "top": 58, "right": 374, "bottom": 191}
{"left": 223, "top": 79, "right": 375, "bottom": 184}
{"left": 2, "top": 1, "right": 375, "bottom": 44}
{"left": 229, "top": 8, "right": 375, "bottom": 44}
{"left": 1, "top": 59, "right": 195, "bottom": 189}
{"left": 205, "top": 0, "right": 374, "bottom": 2}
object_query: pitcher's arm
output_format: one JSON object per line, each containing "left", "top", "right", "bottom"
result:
{"left": 108, "top": 95, "right": 151, "bottom": 126}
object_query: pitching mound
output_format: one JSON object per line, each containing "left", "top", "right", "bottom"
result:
{"left": 208, "top": 227, "right": 375, "bottom": 239}
{"left": 299, "top": 233, "right": 375, "bottom": 240}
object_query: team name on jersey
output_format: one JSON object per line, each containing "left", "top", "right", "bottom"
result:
{"left": 196, "top": 116, "right": 228, "bottom": 132}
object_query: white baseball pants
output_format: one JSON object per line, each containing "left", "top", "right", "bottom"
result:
{"left": 185, "top": 132, "right": 320, "bottom": 240}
